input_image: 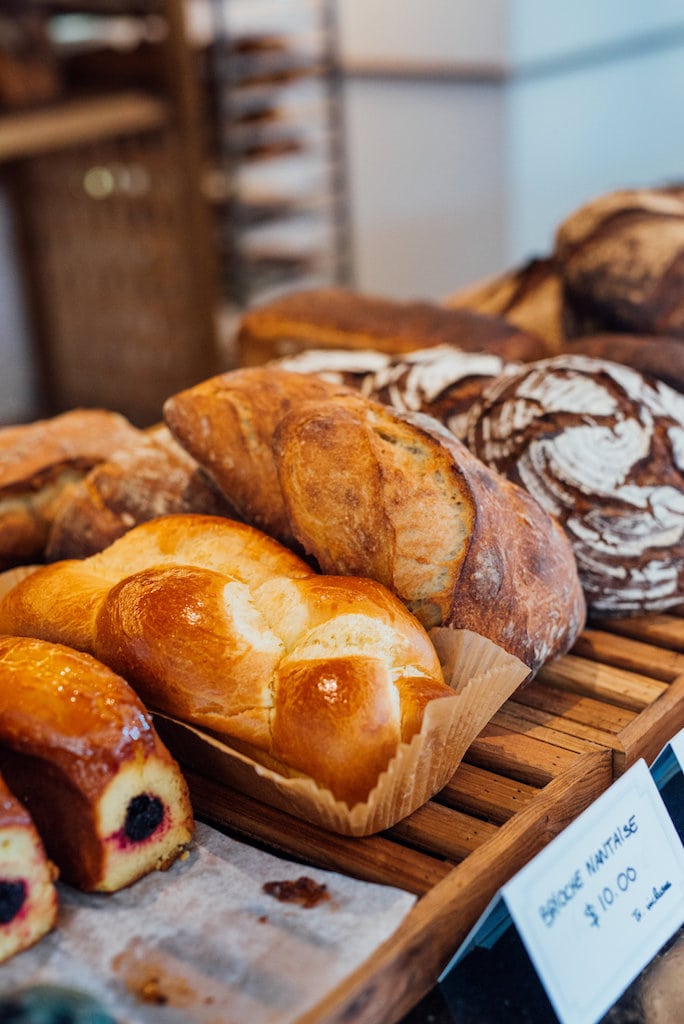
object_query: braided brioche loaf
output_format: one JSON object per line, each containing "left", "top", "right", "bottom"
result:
{"left": 0, "top": 771, "right": 57, "bottom": 963}
{"left": 0, "top": 635, "right": 193, "bottom": 892}
{"left": 0, "top": 515, "right": 455, "bottom": 808}
{"left": 461, "top": 354, "right": 684, "bottom": 616}
{"left": 163, "top": 370, "right": 585, "bottom": 674}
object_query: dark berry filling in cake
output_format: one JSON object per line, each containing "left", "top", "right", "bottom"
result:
{"left": 124, "top": 794, "right": 164, "bottom": 844}
{"left": 0, "top": 879, "right": 26, "bottom": 924}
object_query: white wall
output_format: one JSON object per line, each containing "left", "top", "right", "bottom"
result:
{"left": 343, "top": 77, "right": 506, "bottom": 300}
{"left": 338, "top": 0, "right": 684, "bottom": 299}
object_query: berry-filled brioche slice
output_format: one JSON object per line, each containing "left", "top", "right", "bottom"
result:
{"left": 0, "top": 636, "right": 194, "bottom": 893}
{"left": 0, "top": 772, "right": 58, "bottom": 963}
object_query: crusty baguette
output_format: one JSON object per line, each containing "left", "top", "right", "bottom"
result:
{"left": 0, "top": 771, "right": 58, "bottom": 963}
{"left": 0, "top": 635, "right": 194, "bottom": 892}
{"left": 164, "top": 371, "right": 585, "bottom": 673}
{"left": 0, "top": 408, "right": 142, "bottom": 569}
{"left": 237, "top": 287, "right": 551, "bottom": 366}
{"left": 163, "top": 368, "right": 354, "bottom": 549}
{"left": 0, "top": 515, "right": 455, "bottom": 808}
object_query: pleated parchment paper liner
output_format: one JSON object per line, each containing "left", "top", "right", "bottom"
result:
{"left": 153, "top": 629, "right": 530, "bottom": 837}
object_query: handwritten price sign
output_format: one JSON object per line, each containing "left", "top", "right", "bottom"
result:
{"left": 503, "top": 760, "right": 684, "bottom": 1024}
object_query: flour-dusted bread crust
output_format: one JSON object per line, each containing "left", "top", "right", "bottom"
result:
{"left": 462, "top": 353, "right": 684, "bottom": 616}
{"left": 0, "top": 772, "right": 58, "bottom": 964}
{"left": 0, "top": 635, "right": 194, "bottom": 892}
{"left": 0, "top": 408, "right": 142, "bottom": 569}
{"left": 555, "top": 186, "right": 684, "bottom": 337}
{"left": 45, "top": 424, "right": 234, "bottom": 560}
{"left": 165, "top": 370, "right": 585, "bottom": 673}
{"left": 275, "top": 344, "right": 517, "bottom": 440}
{"left": 237, "top": 287, "right": 550, "bottom": 365}
{"left": 0, "top": 515, "right": 455, "bottom": 808}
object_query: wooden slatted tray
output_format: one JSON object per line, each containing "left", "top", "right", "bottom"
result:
{"left": 184, "top": 613, "right": 684, "bottom": 1024}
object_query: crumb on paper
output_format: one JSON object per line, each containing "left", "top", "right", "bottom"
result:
{"left": 262, "top": 876, "right": 331, "bottom": 908}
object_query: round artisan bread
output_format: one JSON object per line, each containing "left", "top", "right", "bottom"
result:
{"left": 0, "top": 772, "right": 58, "bottom": 964}
{"left": 555, "top": 186, "right": 684, "bottom": 337}
{"left": 461, "top": 353, "right": 684, "bottom": 616}
{"left": 0, "top": 635, "right": 194, "bottom": 893}
{"left": 0, "top": 515, "right": 455, "bottom": 808}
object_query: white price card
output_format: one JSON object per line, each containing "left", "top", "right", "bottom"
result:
{"left": 502, "top": 759, "right": 684, "bottom": 1024}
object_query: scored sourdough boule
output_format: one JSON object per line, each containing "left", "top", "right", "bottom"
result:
{"left": 0, "top": 771, "right": 58, "bottom": 964}
{"left": 0, "top": 515, "right": 456, "bottom": 808}
{"left": 461, "top": 354, "right": 684, "bottom": 616}
{"left": 164, "top": 370, "right": 586, "bottom": 673}
{"left": 0, "top": 635, "right": 194, "bottom": 893}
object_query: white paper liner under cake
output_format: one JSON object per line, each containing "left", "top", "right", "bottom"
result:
{"left": 0, "top": 821, "right": 417, "bottom": 1024}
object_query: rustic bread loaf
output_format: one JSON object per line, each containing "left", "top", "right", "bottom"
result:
{"left": 461, "top": 353, "right": 684, "bottom": 616}
{"left": 563, "top": 334, "right": 684, "bottom": 393}
{"left": 0, "top": 771, "right": 57, "bottom": 964}
{"left": 0, "top": 515, "right": 455, "bottom": 808}
{"left": 45, "top": 423, "right": 234, "bottom": 560}
{"left": 275, "top": 344, "right": 516, "bottom": 440}
{"left": 445, "top": 256, "right": 566, "bottom": 353}
{"left": 555, "top": 186, "right": 684, "bottom": 337}
{"left": 0, "top": 635, "right": 194, "bottom": 892}
{"left": 236, "top": 287, "right": 550, "bottom": 366}
{"left": 0, "top": 408, "right": 142, "bottom": 570}
{"left": 165, "top": 372, "right": 585, "bottom": 673}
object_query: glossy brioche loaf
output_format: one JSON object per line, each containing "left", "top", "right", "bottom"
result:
{"left": 461, "top": 354, "right": 684, "bottom": 616}
{"left": 0, "top": 636, "right": 194, "bottom": 893}
{"left": 164, "top": 371, "right": 585, "bottom": 673}
{"left": 0, "top": 408, "right": 142, "bottom": 570}
{"left": 0, "top": 772, "right": 58, "bottom": 964}
{"left": 0, "top": 515, "right": 454, "bottom": 808}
